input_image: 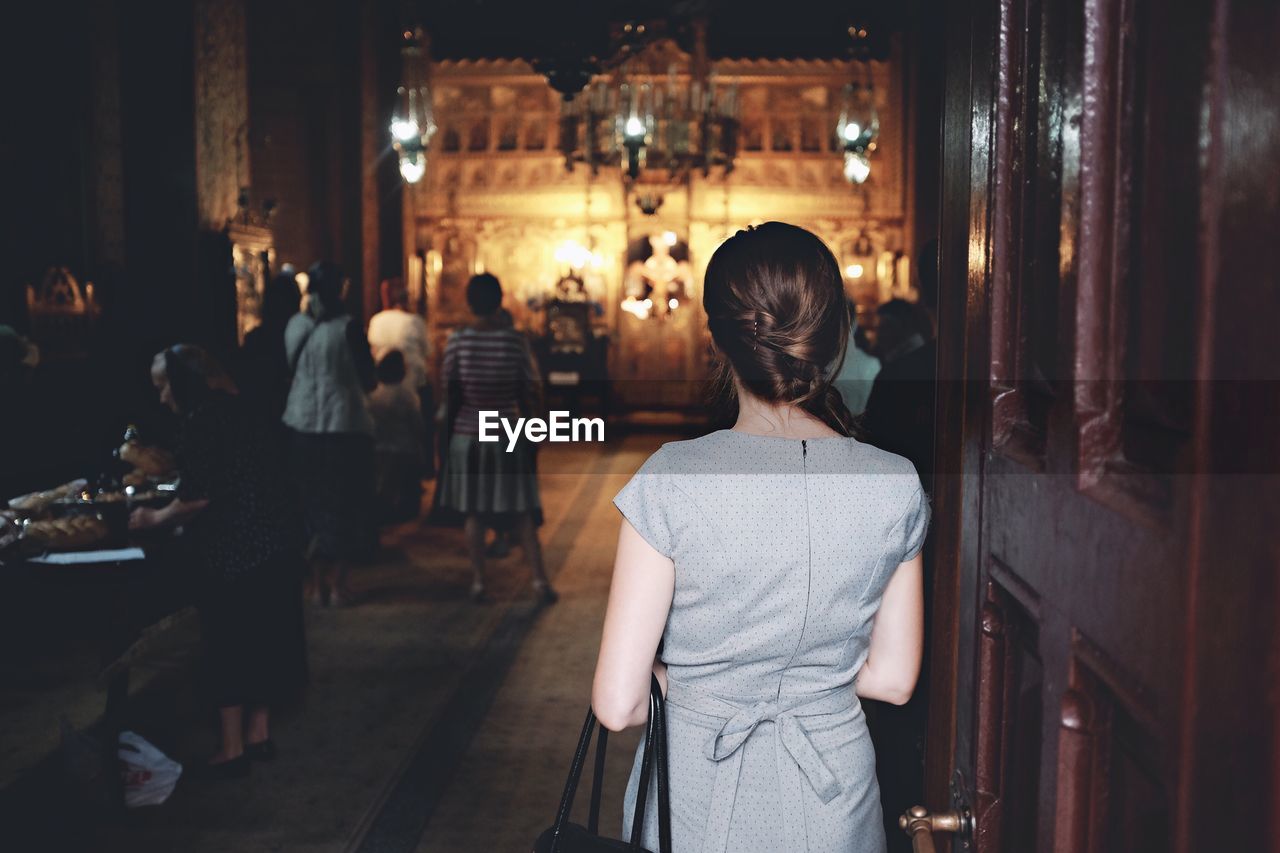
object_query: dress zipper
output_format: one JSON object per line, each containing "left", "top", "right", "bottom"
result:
{"left": 778, "top": 438, "right": 814, "bottom": 698}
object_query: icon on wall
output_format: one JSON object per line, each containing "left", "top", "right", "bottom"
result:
{"left": 622, "top": 231, "right": 691, "bottom": 320}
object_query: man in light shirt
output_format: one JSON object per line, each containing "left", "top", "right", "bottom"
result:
{"left": 367, "top": 278, "right": 434, "bottom": 476}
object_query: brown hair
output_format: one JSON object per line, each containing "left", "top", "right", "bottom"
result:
{"left": 703, "top": 222, "right": 856, "bottom": 435}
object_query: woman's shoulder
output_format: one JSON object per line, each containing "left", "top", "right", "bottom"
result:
{"left": 446, "top": 325, "right": 482, "bottom": 340}
{"left": 473, "top": 326, "right": 525, "bottom": 342}
{"left": 444, "top": 326, "right": 474, "bottom": 351}
{"left": 839, "top": 442, "right": 927, "bottom": 524}
{"left": 840, "top": 438, "right": 919, "bottom": 476}
{"left": 630, "top": 432, "right": 740, "bottom": 478}
{"left": 448, "top": 325, "right": 525, "bottom": 346}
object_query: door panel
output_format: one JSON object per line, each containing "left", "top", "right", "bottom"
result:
{"left": 974, "top": 579, "right": 1043, "bottom": 853}
{"left": 1073, "top": 0, "right": 1202, "bottom": 515}
{"left": 928, "top": 0, "right": 1279, "bottom": 851}
{"left": 1053, "top": 645, "right": 1170, "bottom": 853}
{"left": 990, "top": 0, "right": 1062, "bottom": 466}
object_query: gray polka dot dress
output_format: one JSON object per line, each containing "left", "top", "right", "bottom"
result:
{"left": 614, "top": 429, "right": 929, "bottom": 853}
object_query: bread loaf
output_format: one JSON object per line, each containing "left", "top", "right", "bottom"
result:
{"left": 22, "top": 515, "right": 109, "bottom": 550}
{"left": 8, "top": 481, "right": 86, "bottom": 513}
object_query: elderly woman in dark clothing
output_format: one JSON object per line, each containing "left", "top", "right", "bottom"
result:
{"left": 130, "top": 344, "right": 306, "bottom": 779}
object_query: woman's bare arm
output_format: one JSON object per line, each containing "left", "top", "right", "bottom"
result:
{"left": 855, "top": 554, "right": 925, "bottom": 705}
{"left": 591, "top": 519, "right": 675, "bottom": 731}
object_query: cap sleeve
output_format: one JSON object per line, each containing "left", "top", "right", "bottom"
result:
{"left": 612, "top": 448, "right": 675, "bottom": 559}
{"left": 895, "top": 484, "right": 931, "bottom": 564}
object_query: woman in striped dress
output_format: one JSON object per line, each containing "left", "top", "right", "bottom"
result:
{"left": 437, "top": 273, "right": 558, "bottom": 605}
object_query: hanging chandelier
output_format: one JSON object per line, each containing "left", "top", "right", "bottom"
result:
{"left": 390, "top": 26, "right": 437, "bottom": 184}
{"left": 837, "top": 24, "right": 879, "bottom": 185}
{"left": 557, "top": 21, "right": 739, "bottom": 203}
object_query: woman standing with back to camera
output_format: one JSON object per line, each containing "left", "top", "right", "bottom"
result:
{"left": 436, "top": 273, "right": 557, "bottom": 605}
{"left": 593, "top": 223, "right": 928, "bottom": 852}
{"left": 283, "top": 262, "right": 378, "bottom": 607}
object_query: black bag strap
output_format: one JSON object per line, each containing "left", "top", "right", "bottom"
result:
{"left": 628, "top": 686, "right": 660, "bottom": 846}
{"left": 547, "top": 675, "right": 670, "bottom": 853}
{"left": 652, "top": 677, "right": 673, "bottom": 853}
{"left": 548, "top": 708, "right": 597, "bottom": 846}
{"left": 587, "top": 727, "right": 608, "bottom": 835}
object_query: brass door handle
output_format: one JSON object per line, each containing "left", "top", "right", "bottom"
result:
{"left": 899, "top": 804, "right": 974, "bottom": 853}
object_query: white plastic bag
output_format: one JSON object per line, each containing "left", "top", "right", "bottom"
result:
{"left": 117, "top": 730, "right": 183, "bottom": 808}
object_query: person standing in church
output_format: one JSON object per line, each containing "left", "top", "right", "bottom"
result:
{"left": 594, "top": 223, "right": 926, "bottom": 853}
{"left": 237, "top": 270, "right": 301, "bottom": 426}
{"left": 831, "top": 301, "right": 882, "bottom": 417}
{"left": 436, "top": 273, "right": 557, "bottom": 606}
{"left": 367, "top": 278, "right": 435, "bottom": 477}
{"left": 283, "top": 262, "right": 378, "bottom": 608}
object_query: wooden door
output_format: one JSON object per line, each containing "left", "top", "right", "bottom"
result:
{"left": 920, "top": 1, "right": 1280, "bottom": 851}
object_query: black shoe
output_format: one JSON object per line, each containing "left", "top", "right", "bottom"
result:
{"left": 244, "top": 740, "right": 277, "bottom": 762}
{"left": 533, "top": 581, "right": 559, "bottom": 606}
{"left": 195, "top": 753, "right": 250, "bottom": 780}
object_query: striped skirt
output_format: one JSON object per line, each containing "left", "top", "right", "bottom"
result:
{"left": 435, "top": 433, "right": 541, "bottom": 519}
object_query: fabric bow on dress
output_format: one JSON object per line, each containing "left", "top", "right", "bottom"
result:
{"left": 667, "top": 679, "right": 859, "bottom": 853}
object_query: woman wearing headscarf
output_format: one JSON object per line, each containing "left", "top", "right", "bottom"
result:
{"left": 129, "top": 345, "right": 306, "bottom": 779}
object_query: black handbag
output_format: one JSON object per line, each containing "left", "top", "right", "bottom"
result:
{"left": 534, "top": 675, "right": 672, "bottom": 853}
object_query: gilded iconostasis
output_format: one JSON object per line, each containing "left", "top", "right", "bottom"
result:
{"left": 407, "top": 36, "right": 918, "bottom": 409}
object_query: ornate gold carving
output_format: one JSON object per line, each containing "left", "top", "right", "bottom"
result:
{"left": 411, "top": 55, "right": 909, "bottom": 402}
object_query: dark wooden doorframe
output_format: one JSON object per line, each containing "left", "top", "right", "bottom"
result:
{"left": 1178, "top": 4, "right": 1280, "bottom": 849}
{"left": 925, "top": 1, "right": 1280, "bottom": 851}
{"left": 925, "top": 0, "right": 999, "bottom": 821}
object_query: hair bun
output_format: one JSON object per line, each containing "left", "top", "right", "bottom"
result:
{"left": 703, "top": 222, "right": 856, "bottom": 436}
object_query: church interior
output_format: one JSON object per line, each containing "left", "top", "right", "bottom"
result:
{"left": 1, "top": 1, "right": 1276, "bottom": 852}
